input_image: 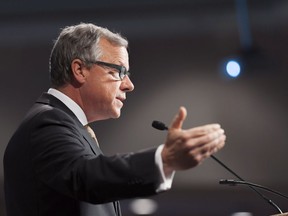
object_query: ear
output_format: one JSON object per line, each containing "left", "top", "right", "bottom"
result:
{"left": 71, "top": 59, "right": 87, "bottom": 84}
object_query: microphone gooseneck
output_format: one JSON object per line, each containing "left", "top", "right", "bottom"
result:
{"left": 151, "top": 120, "right": 283, "bottom": 214}
{"left": 220, "top": 179, "right": 288, "bottom": 200}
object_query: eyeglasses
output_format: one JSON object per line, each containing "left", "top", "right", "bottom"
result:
{"left": 86, "top": 60, "right": 130, "bottom": 80}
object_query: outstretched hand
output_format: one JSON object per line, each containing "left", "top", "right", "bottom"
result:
{"left": 161, "top": 106, "right": 226, "bottom": 176}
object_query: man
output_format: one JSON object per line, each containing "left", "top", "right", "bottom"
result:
{"left": 4, "top": 23, "right": 226, "bottom": 216}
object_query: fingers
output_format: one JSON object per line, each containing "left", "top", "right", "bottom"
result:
{"left": 184, "top": 124, "right": 221, "bottom": 138}
{"left": 178, "top": 125, "right": 226, "bottom": 167}
{"left": 187, "top": 129, "right": 226, "bottom": 160}
{"left": 186, "top": 127, "right": 225, "bottom": 149}
{"left": 170, "top": 106, "right": 187, "bottom": 130}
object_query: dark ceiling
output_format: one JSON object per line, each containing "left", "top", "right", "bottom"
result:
{"left": 1, "top": 0, "right": 288, "bottom": 45}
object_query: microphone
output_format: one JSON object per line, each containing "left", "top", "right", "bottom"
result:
{"left": 152, "top": 120, "right": 283, "bottom": 214}
{"left": 152, "top": 121, "right": 168, "bottom": 130}
{"left": 220, "top": 179, "right": 288, "bottom": 200}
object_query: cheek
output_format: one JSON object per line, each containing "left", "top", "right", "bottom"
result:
{"left": 87, "top": 79, "right": 120, "bottom": 105}
{"left": 101, "top": 85, "right": 119, "bottom": 103}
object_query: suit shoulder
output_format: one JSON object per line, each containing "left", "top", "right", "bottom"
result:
{"left": 25, "top": 103, "right": 76, "bottom": 125}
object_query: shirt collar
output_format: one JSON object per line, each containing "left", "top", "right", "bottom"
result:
{"left": 48, "top": 88, "right": 88, "bottom": 126}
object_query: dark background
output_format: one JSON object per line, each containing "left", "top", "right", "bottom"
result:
{"left": 1, "top": 0, "right": 288, "bottom": 215}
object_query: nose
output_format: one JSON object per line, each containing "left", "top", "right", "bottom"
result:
{"left": 120, "top": 75, "right": 134, "bottom": 92}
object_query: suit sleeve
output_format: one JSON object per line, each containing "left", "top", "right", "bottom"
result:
{"left": 30, "top": 108, "right": 160, "bottom": 204}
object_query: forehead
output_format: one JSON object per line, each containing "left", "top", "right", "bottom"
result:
{"left": 98, "top": 38, "right": 129, "bottom": 63}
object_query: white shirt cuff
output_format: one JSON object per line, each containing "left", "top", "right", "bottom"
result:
{"left": 155, "top": 144, "right": 175, "bottom": 193}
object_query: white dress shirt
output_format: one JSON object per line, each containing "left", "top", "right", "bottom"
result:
{"left": 48, "top": 88, "right": 174, "bottom": 192}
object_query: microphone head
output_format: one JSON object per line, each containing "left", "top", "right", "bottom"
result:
{"left": 219, "top": 179, "right": 230, "bottom": 184}
{"left": 219, "top": 179, "right": 237, "bottom": 186}
{"left": 152, "top": 121, "right": 168, "bottom": 131}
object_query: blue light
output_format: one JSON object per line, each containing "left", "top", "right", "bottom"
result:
{"left": 226, "top": 60, "right": 241, "bottom": 78}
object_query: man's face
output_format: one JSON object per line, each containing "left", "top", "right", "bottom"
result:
{"left": 80, "top": 38, "right": 134, "bottom": 122}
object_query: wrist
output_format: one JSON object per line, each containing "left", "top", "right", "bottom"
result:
{"left": 161, "top": 147, "right": 174, "bottom": 177}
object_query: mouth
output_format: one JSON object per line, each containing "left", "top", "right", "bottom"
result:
{"left": 116, "top": 96, "right": 125, "bottom": 105}
{"left": 116, "top": 96, "right": 126, "bottom": 102}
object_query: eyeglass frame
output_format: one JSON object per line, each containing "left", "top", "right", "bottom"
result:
{"left": 85, "top": 60, "right": 130, "bottom": 80}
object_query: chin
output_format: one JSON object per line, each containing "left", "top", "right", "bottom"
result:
{"left": 89, "top": 108, "right": 121, "bottom": 122}
{"left": 112, "top": 111, "right": 121, "bottom": 119}
{"left": 109, "top": 108, "right": 121, "bottom": 119}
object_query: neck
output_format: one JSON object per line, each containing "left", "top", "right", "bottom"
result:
{"left": 56, "top": 85, "right": 84, "bottom": 110}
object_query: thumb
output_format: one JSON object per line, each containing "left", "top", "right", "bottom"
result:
{"left": 170, "top": 106, "right": 187, "bottom": 130}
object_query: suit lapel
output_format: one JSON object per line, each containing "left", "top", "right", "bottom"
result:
{"left": 36, "top": 93, "right": 102, "bottom": 155}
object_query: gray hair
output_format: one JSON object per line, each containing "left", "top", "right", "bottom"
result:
{"left": 49, "top": 23, "right": 128, "bottom": 88}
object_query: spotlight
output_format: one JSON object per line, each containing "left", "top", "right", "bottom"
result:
{"left": 129, "top": 198, "right": 158, "bottom": 215}
{"left": 226, "top": 60, "right": 241, "bottom": 78}
{"left": 231, "top": 212, "right": 253, "bottom": 216}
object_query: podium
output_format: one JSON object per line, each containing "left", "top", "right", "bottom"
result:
{"left": 271, "top": 213, "right": 288, "bottom": 216}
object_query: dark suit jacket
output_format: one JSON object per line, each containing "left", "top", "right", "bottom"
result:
{"left": 4, "top": 93, "right": 160, "bottom": 216}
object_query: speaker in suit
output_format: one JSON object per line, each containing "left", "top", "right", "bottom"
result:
{"left": 4, "top": 23, "right": 226, "bottom": 216}
{"left": 4, "top": 92, "right": 159, "bottom": 216}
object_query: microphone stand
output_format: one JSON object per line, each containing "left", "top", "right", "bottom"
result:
{"left": 152, "top": 120, "right": 283, "bottom": 214}
{"left": 210, "top": 156, "right": 283, "bottom": 213}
